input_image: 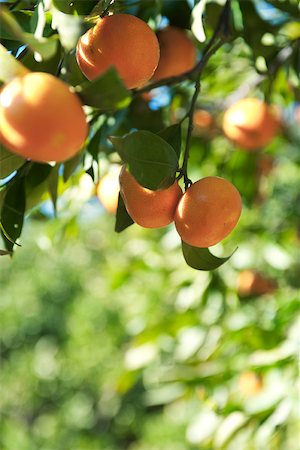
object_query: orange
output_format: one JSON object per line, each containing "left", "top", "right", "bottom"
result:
{"left": 96, "top": 166, "right": 121, "bottom": 214}
{"left": 152, "top": 26, "right": 196, "bottom": 81}
{"left": 175, "top": 176, "right": 242, "bottom": 247}
{"left": 119, "top": 166, "right": 182, "bottom": 228}
{"left": 193, "top": 109, "right": 214, "bottom": 129}
{"left": 0, "top": 72, "right": 87, "bottom": 163}
{"left": 237, "top": 270, "right": 277, "bottom": 297}
{"left": 76, "top": 14, "right": 160, "bottom": 89}
{"left": 238, "top": 371, "right": 262, "bottom": 397}
{"left": 222, "top": 98, "right": 279, "bottom": 150}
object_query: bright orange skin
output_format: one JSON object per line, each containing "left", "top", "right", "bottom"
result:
{"left": 193, "top": 109, "right": 214, "bottom": 129}
{"left": 76, "top": 14, "right": 160, "bottom": 89}
{"left": 237, "top": 270, "right": 277, "bottom": 297}
{"left": 175, "top": 176, "right": 242, "bottom": 248}
{"left": 152, "top": 26, "right": 196, "bottom": 81}
{"left": 0, "top": 72, "right": 87, "bottom": 163}
{"left": 119, "top": 166, "right": 182, "bottom": 228}
{"left": 223, "top": 98, "right": 279, "bottom": 150}
{"left": 96, "top": 166, "right": 121, "bottom": 215}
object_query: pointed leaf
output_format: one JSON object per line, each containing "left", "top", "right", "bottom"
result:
{"left": 115, "top": 193, "right": 134, "bottom": 233}
{"left": 0, "top": 175, "right": 26, "bottom": 252}
{"left": 75, "top": 67, "right": 131, "bottom": 111}
{"left": 0, "top": 42, "right": 29, "bottom": 83}
{"left": 0, "top": 248, "right": 12, "bottom": 256}
{"left": 110, "top": 130, "right": 179, "bottom": 190}
{"left": 47, "top": 165, "right": 60, "bottom": 215}
{"left": 158, "top": 124, "right": 182, "bottom": 160}
{"left": 0, "top": 8, "right": 58, "bottom": 60}
{"left": 0, "top": 145, "right": 25, "bottom": 179}
{"left": 182, "top": 241, "right": 236, "bottom": 271}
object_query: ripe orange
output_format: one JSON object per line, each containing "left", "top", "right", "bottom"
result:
{"left": 76, "top": 14, "right": 160, "bottom": 89}
{"left": 96, "top": 166, "right": 121, "bottom": 214}
{"left": 152, "top": 26, "right": 196, "bottom": 81}
{"left": 237, "top": 270, "right": 277, "bottom": 297}
{"left": 238, "top": 371, "right": 262, "bottom": 396}
{"left": 193, "top": 109, "right": 214, "bottom": 129}
{"left": 222, "top": 98, "right": 279, "bottom": 150}
{"left": 175, "top": 176, "right": 242, "bottom": 247}
{"left": 119, "top": 166, "right": 182, "bottom": 228}
{"left": 0, "top": 72, "right": 87, "bottom": 163}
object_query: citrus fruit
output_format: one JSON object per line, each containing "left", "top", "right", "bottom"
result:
{"left": 76, "top": 14, "right": 160, "bottom": 89}
{"left": 96, "top": 165, "right": 121, "bottom": 214}
{"left": 152, "top": 26, "right": 196, "bottom": 81}
{"left": 237, "top": 270, "right": 277, "bottom": 297}
{"left": 119, "top": 166, "right": 182, "bottom": 228}
{"left": 222, "top": 98, "right": 279, "bottom": 150}
{"left": 175, "top": 176, "right": 242, "bottom": 247}
{"left": 0, "top": 72, "right": 87, "bottom": 163}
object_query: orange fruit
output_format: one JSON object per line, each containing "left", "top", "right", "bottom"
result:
{"left": 175, "top": 176, "right": 242, "bottom": 247}
{"left": 152, "top": 26, "right": 196, "bottom": 81}
{"left": 193, "top": 109, "right": 214, "bottom": 129}
{"left": 238, "top": 371, "right": 262, "bottom": 396}
{"left": 119, "top": 166, "right": 182, "bottom": 228}
{"left": 237, "top": 270, "right": 277, "bottom": 297}
{"left": 96, "top": 166, "right": 121, "bottom": 214}
{"left": 0, "top": 72, "right": 87, "bottom": 163}
{"left": 222, "top": 98, "right": 279, "bottom": 150}
{"left": 76, "top": 14, "right": 160, "bottom": 89}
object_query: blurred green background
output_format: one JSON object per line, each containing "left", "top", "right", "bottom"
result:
{"left": 1, "top": 0, "right": 300, "bottom": 449}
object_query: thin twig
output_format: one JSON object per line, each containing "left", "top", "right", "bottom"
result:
{"left": 177, "top": 0, "right": 232, "bottom": 189}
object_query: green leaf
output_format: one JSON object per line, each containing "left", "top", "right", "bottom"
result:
{"left": 47, "top": 165, "right": 60, "bottom": 215}
{"left": 75, "top": 67, "right": 131, "bottom": 111}
{"left": 181, "top": 241, "right": 236, "bottom": 271}
{"left": 0, "top": 8, "right": 58, "bottom": 60}
{"left": 0, "top": 175, "right": 26, "bottom": 252}
{"left": 63, "top": 153, "right": 82, "bottom": 182}
{"left": 115, "top": 193, "right": 134, "bottom": 233}
{"left": 0, "top": 146, "right": 25, "bottom": 179}
{"left": 110, "top": 130, "right": 179, "bottom": 190}
{"left": 158, "top": 124, "right": 182, "bottom": 160}
{"left": 51, "top": 6, "right": 85, "bottom": 51}
{"left": 0, "top": 42, "right": 29, "bottom": 83}
{"left": 0, "top": 248, "right": 12, "bottom": 256}
{"left": 52, "top": 0, "right": 98, "bottom": 15}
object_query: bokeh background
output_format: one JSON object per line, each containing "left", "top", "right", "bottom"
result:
{"left": 1, "top": 0, "right": 300, "bottom": 449}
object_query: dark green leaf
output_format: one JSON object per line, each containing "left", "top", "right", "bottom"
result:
{"left": 0, "top": 145, "right": 25, "bottom": 179}
{"left": 63, "top": 153, "right": 82, "bottom": 182}
{"left": 115, "top": 193, "right": 134, "bottom": 233}
{"left": 0, "top": 175, "right": 26, "bottom": 252}
{"left": 181, "top": 241, "right": 236, "bottom": 271}
{"left": 110, "top": 130, "right": 179, "bottom": 190}
{"left": 87, "top": 127, "right": 102, "bottom": 159}
{"left": 0, "top": 248, "right": 12, "bottom": 256}
{"left": 47, "top": 165, "right": 60, "bottom": 215}
{"left": 158, "top": 124, "right": 182, "bottom": 160}
{"left": 76, "top": 67, "right": 131, "bottom": 111}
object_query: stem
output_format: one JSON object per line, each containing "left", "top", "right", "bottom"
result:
{"left": 100, "top": 0, "right": 115, "bottom": 18}
{"left": 177, "top": 0, "right": 232, "bottom": 189}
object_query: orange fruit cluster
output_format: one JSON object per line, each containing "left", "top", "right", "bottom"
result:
{"left": 119, "top": 166, "right": 242, "bottom": 248}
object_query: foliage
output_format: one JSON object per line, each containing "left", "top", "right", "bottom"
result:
{"left": 0, "top": 0, "right": 299, "bottom": 270}
{"left": 0, "top": 1, "right": 299, "bottom": 447}
{"left": 0, "top": 172, "right": 299, "bottom": 448}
